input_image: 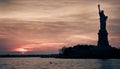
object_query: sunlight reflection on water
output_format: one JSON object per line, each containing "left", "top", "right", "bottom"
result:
{"left": 0, "top": 58, "right": 120, "bottom": 69}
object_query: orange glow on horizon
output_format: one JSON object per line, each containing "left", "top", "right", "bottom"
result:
{"left": 15, "top": 48, "right": 28, "bottom": 54}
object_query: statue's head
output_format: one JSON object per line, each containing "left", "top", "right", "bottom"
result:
{"left": 101, "top": 10, "right": 104, "bottom": 13}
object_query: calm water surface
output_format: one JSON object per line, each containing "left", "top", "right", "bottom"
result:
{"left": 0, "top": 58, "right": 120, "bottom": 69}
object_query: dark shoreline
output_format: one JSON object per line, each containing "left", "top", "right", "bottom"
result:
{"left": 0, "top": 54, "right": 120, "bottom": 59}
{"left": 0, "top": 54, "right": 57, "bottom": 58}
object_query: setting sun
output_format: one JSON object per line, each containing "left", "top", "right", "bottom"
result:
{"left": 15, "top": 48, "right": 28, "bottom": 54}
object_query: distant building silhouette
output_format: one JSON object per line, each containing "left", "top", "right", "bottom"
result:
{"left": 97, "top": 4, "right": 110, "bottom": 48}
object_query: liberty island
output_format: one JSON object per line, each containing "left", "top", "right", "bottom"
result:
{"left": 59, "top": 4, "right": 120, "bottom": 58}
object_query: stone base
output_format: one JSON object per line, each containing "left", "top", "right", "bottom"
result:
{"left": 97, "top": 30, "right": 110, "bottom": 47}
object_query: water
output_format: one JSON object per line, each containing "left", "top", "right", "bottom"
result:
{"left": 0, "top": 58, "right": 120, "bottom": 69}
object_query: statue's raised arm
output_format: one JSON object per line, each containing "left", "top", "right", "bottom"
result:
{"left": 98, "top": 4, "right": 101, "bottom": 13}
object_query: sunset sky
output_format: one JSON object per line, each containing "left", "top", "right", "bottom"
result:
{"left": 0, "top": 0, "right": 120, "bottom": 54}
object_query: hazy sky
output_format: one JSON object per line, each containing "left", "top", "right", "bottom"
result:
{"left": 0, "top": 0, "right": 120, "bottom": 54}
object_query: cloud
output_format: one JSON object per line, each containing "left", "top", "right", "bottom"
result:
{"left": 0, "top": 38, "right": 18, "bottom": 53}
{"left": 0, "top": 0, "right": 10, "bottom": 4}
